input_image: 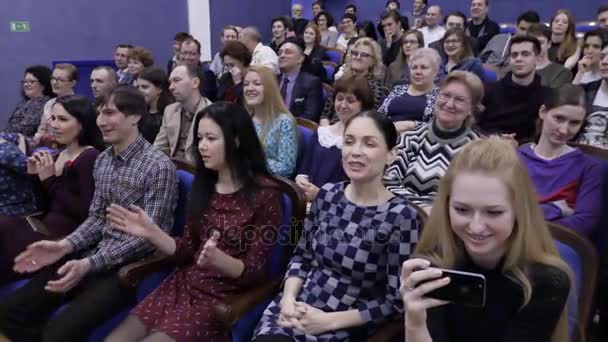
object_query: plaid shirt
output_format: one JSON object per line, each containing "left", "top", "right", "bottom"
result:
{"left": 66, "top": 135, "right": 178, "bottom": 271}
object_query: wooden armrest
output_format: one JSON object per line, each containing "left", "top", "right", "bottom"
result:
{"left": 118, "top": 253, "right": 174, "bottom": 287}
{"left": 365, "top": 318, "right": 404, "bottom": 342}
{"left": 213, "top": 278, "right": 282, "bottom": 328}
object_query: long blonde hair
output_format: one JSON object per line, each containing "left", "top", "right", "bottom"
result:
{"left": 349, "top": 37, "right": 386, "bottom": 81}
{"left": 415, "top": 137, "right": 571, "bottom": 342}
{"left": 244, "top": 65, "right": 296, "bottom": 144}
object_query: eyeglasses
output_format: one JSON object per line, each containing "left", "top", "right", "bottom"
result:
{"left": 51, "top": 77, "right": 71, "bottom": 83}
{"left": 403, "top": 40, "right": 419, "bottom": 46}
{"left": 350, "top": 50, "right": 372, "bottom": 58}
{"left": 181, "top": 51, "right": 200, "bottom": 57}
{"left": 438, "top": 92, "right": 469, "bottom": 107}
{"left": 21, "top": 79, "right": 39, "bottom": 85}
{"left": 444, "top": 39, "right": 462, "bottom": 45}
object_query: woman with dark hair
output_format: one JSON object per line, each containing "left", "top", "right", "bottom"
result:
{"left": 106, "top": 102, "right": 282, "bottom": 342}
{"left": 358, "top": 21, "right": 378, "bottom": 41}
{"left": 385, "top": 29, "right": 424, "bottom": 88}
{"left": 217, "top": 40, "right": 252, "bottom": 105}
{"left": 4, "top": 65, "right": 53, "bottom": 137}
{"left": 296, "top": 76, "right": 374, "bottom": 201}
{"left": 137, "top": 67, "right": 175, "bottom": 143}
{"left": 573, "top": 29, "right": 607, "bottom": 85}
{"left": 519, "top": 84, "right": 601, "bottom": 237}
{"left": 0, "top": 94, "right": 103, "bottom": 284}
{"left": 254, "top": 110, "right": 420, "bottom": 342}
{"left": 442, "top": 28, "right": 485, "bottom": 81}
{"left": 315, "top": 11, "right": 339, "bottom": 48}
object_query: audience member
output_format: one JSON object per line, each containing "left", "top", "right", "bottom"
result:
{"left": 519, "top": 84, "right": 601, "bottom": 237}
{"left": 476, "top": 36, "right": 549, "bottom": 143}
{"left": 3, "top": 65, "right": 53, "bottom": 137}
{"left": 573, "top": 29, "right": 607, "bottom": 85}
{"left": 337, "top": 13, "right": 359, "bottom": 51}
{"left": 278, "top": 42, "right": 323, "bottom": 122}
{"left": 578, "top": 43, "right": 608, "bottom": 149}
{"left": 430, "top": 11, "right": 479, "bottom": 62}
{"left": 0, "top": 95, "right": 104, "bottom": 284}
{"left": 209, "top": 25, "right": 239, "bottom": 78}
{"left": 321, "top": 38, "right": 389, "bottom": 124}
{"left": 295, "top": 76, "right": 374, "bottom": 201}
{"left": 106, "top": 102, "right": 281, "bottom": 342}
{"left": 420, "top": 5, "right": 446, "bottom": 47}
{"left": 480, "top": 11, "right": 540, "bottom": 70}
{"left": 125, "top": 46, "right": 154, "bottom": 85}
{"left": 549, "top": 9, "right": 580, "bottom": 69}
{"left": 291, "top": 3, "right": 308, "bottom": 37}
{"left": 467, "top": 0, "right": 500, "bottom": 51}
{"left": 90, "top": 66, "right": 117, "bottom": 100}
{"left": 380, "top": 10, "right": 406, "bottom": 66}
{"left": 384, "top": 71, "right": 483, "bottom": 209}
{"left": 401, "top": 137, "right": 570, "bottom": 342}
{"left": 315, "top": 12, "right": 339, "bottom": 48}
{"left": 167, "top": 32, "right": 191, "bottom": 75}
{"left": 301, "top": 22, "right": 329, "bottom": 82}
{"left": 386, "top": 29, "right": 424, "bottom": 88}
{"left": 599, "top": 5, "right": 608, "bottom": 28}
{"left": 358, "top": 21, "right": 379, "bottom": 41}
{"left": 345, "top": 3, "right": 357, "bottom": 15}
{"left": 35, "top": 63, "right": 78, "bottom": 146}
{"left": 528, "top": 23, "right": 573, "bottom": 88}
{"left": 244, "top": 65, "right": 298, "bottom": 177}
{"left": 217, "top": 40, "right": 251, "bottom": 105}
{"left": 136, "top": 67, "right": 175, "bottom": 143}
{"left": 386, "top": 0, "right": 400, "bottom": 11}
{"left": 114, "top": 44, "right": 132, "bottom": 84}
{"left": 253, "top": 110, "right": 420, "bottom": 341}
{"left": 270, "top": 17, "right": 290, "bottom": 54}
{"left": 0, "top": 87, "right": 178, "bottom": 341}
{"left": 405, "top": 0, "right": 428, "bottom": 29}
{"left": 240, "top": 27, "right": 280, "bottom": 74}
{"left": 311, "top": 1, "right": 324, "bottom": 19}
{"left": 155, "top": 65, "right": 212, "bottom": 161}
{"left": 441, "top": 28, "right": 485, "bottom": 80}
{"left": 380, "top": 48, "right": 441, "bottom": 134}
{"left": 179, "top": 37, "right": 218, "bottom": 101}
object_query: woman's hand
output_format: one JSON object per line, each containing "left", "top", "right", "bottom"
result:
{"left": 290, "top": 302, "right": 334, "bottom": 335}
{"left": 278, "top": 294, "right": 303, "bottom": 328}
{"left": 400, "top": 259, "right": 450, "bottom": 329}
{"left": 577, "top": 55, "right": 592, "bottom": 74}
{"left": 27, "top": 151, "right": 55, "bottom": 180}
{"left": 394, "top": 121, "right": 416, "bottom": 134}
{"left": 106, "top": 204, "right": 159, "bottom": 240}
{"left": 229, "top": 66, "right": 243, "bottom": 84}
{"left": 295, "top": 176, "right": 320, "bottom": 201}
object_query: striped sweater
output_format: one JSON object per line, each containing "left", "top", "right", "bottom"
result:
{"left": 384, "top": 120, "right": 482, "bottom": 206}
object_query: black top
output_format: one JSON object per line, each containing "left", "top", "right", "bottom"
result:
{"left": 140, "top": 111, "right": 164, "bottom": 144}
{"left": 467, "top": 17, "right": 500, "bottom": 52}
{"left": 427, "top": 258, "right": 570, "bottom": 342}
{"left": 476, "top": 72, "right": 549, "bottom": 143}
{"left": 381, "top": 34, "right": 405, "bottom": 67}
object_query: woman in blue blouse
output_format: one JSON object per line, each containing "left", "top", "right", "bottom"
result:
{"left": 441, "top": 28, "right": 485, "bottom": 81}
{"left": 253, "top": 111, "right": 420, "bottom": 342}
{"left": 379, "top": 48, "right": 441, "bottom": 134}
{"left": 295, "top": 76, "right": 374, "bottom": 201}
{"left": 244, "top": 65, "right": 298, "bottom": 177}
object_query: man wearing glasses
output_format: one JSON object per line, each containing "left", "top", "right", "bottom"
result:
{"left": 179, "top": 37, "right": 218, "bottom": 101}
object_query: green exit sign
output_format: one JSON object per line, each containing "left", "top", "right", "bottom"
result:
{"left": 10, "top": 21, "right": 30, "bottom": 32}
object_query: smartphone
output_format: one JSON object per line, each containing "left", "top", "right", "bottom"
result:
{"left": 417, "top": 268, "right": 486, "bottom": 308}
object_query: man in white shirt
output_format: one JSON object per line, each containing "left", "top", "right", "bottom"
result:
{"left": 419, "top": 5, "right": 445, "bottom": 47}
{"left": 240, "top": 27, "right": 279, "bottom": 74}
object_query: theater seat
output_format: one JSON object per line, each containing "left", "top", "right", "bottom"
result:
{"left": 322, "top": 61, "right": 337, "bottom": 83}
{"left": 324, "top": 48, "right": 344, "bottom": 65}
{"left": 295, "top": 124, "right": 315, "bottom": 178}
{"left": 483, "top": 68, "right": 498, "bottom": 83}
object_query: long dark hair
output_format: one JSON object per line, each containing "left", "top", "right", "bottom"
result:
{"left": 189, "top": 101, "right": 270, "bottom": 220}
{"left": 54, "top": 95, "right": 105, "bottom": 151}
{"left": 137, "top": 67, "right": 175, "bottom": 114}
{"left": 345, "top": 110, "right": 398, "bottom": 149}
{"left": 22, "top": 65, "right": 53, "bottom": 99}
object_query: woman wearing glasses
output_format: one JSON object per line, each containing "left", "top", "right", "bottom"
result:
{"left": 441, "top": 28, "right": 485, "bottom": 81}
{"left": 34, "top": 63, "right": 78, "bottom": 146}
{"left": 384, "top": 71, "right": 483, "bottom": 213}
{"left": 379, "top": 48, "right": 442, "bottom": 134}
{"left": 385, "top": 29, "right": 425, "bottom": 89}
{"left": 4, "top": 65, "right": 53, "bottom": 138}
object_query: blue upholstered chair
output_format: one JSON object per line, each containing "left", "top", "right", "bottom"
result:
{"left": 322, "top": 61, "right": 337, "bottom": 83}
{"left": 294, "top": 124, "right": 316, "bottom": 178}
{"left": 483, "top": 68, "right": 498, "bottom": 83}
{"left": 324, "top": 48, "right": 344, "bottom": 65}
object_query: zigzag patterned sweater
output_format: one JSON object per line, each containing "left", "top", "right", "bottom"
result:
{"left": 384, "top": 120, "right": 482, "bottom": 206}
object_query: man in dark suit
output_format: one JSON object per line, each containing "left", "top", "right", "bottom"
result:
{"left": 278, "top": 42, "right": 323, "bottom": 122}
{"left": 179, "top": 37, "right": 218, "bottom": 101}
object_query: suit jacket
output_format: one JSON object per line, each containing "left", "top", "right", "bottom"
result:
{"left": 281, "top": 71, "right": 323, "bottom": 122}
{"left": 154, "top": 97, "right": 212, "bottom": 161}
{"left": 198, "top": 62, "right": 218, "bottom": 102}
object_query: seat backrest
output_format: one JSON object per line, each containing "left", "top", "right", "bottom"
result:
{"left": 296, "top": 117, "right": 319, "bottom": 131}
{"left": 295, "top": 125, "right": 315, "bottom": 177}
{"left": 483, "top": 68, "right": 497, "bottom": 82}
{"left": 549, "top": 222, "right": 599, "bottom": 342}
{"left": 324, "top": 48, "right": 343, "bottom": 65}
{"left": 323, "top": 64, "right": 336, "bottom": 83}
{"left": 172, "top": 170, "right": 195, "bottom": 237}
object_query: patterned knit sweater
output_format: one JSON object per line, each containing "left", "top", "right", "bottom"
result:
{"left": 384, "top": 120, "right": 482, "bottom": 206}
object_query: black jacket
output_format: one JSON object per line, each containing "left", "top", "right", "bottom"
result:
{"left": 280, "top": 71, "right": 323, "bottom": 122}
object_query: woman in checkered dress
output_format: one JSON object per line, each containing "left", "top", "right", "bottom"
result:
{"left": 254, "top": 111, "right": 421, "bottom": 342}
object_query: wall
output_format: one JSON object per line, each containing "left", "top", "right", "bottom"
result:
{"left": 209, "top": 0, "right": 291, "bottom": 55}
{"left": 0, "top": 0, "right": 188, "bottom": 126}
{"left": 320, "top": 0, "right": 599, "bottom": 25}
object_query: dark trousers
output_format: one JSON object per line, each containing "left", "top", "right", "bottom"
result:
{"left": 0, "top": 259, "right": 135, "bottom": 342}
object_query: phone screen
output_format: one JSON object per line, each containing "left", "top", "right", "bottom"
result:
{"left": 420, "top": 268, "right": 486, "bottom": 308}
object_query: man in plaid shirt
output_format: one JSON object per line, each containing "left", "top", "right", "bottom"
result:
{"left": 0, "top": 86, "right": 178, "bottom": 341}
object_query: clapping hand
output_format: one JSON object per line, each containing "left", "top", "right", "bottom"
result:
{"left": 14, "top": 240, "right": 70, "bottom": 274}
{"left": 27, "top": 151, "right": 55, "bottom": 180}
{"left": 197, "top": 230, "right": 221, "bottom": 268}
{"left": 45, "top": 258, "right": 92, "bottom": 293}
{"left": 106, "top": 204, "right": 156, "bottom": 239}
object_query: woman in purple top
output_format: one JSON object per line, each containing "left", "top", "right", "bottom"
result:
{"left": 0, "top": 95, "right": 104, "bottom": 284}
{"left": 295, "top": 76, "right": 374, "bottom": 201}
{"left": 518, "top": 84, "right": 602, "bottom": 237}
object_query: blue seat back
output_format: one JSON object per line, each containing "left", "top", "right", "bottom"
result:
{"left": 324, "top": 50, "right": 341, "bottom": 65}
{"left": 323, "top": 64, "right": 336, "bottom": 83}
{"left": 483, "top": 68, "right": 497, "bottom": 82}
{"left": 295, "top": 125, "right": 315, "bottom": 176}
{"left": 555, "top": 240, "right": 581, "bottom": 340}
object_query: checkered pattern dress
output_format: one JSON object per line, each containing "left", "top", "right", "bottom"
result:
{"left": 254, "top": 182, "right": 420, "bottom": 341}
